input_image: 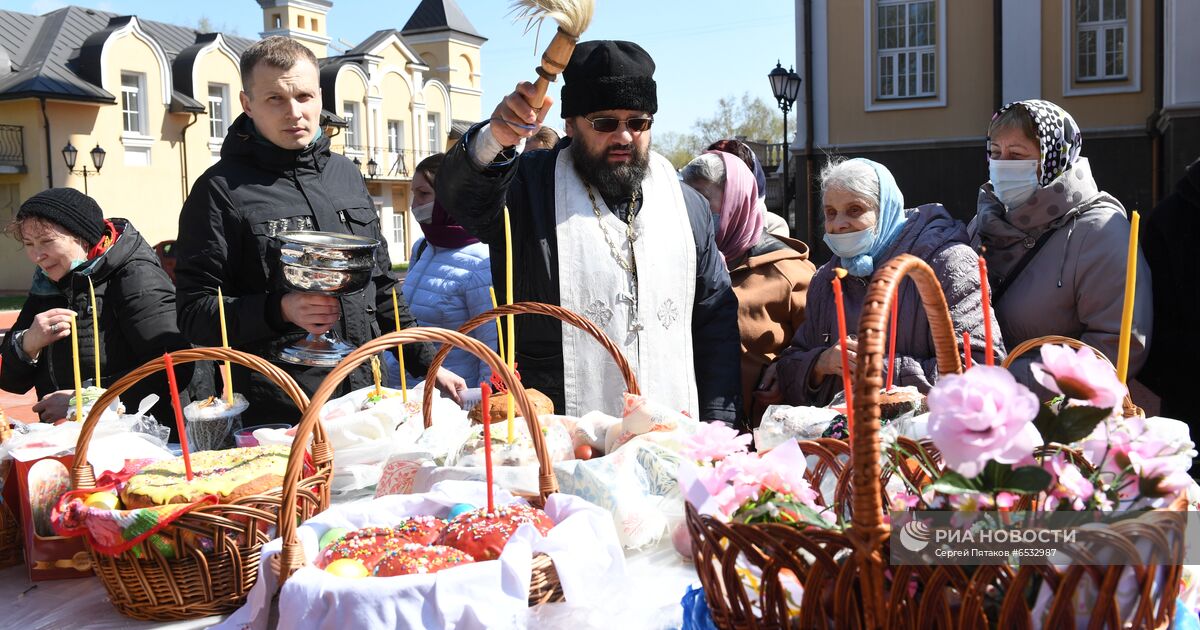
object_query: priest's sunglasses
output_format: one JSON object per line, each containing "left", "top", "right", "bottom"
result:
{"left": 585, "top": 116, "right": 654, "bottom": 133}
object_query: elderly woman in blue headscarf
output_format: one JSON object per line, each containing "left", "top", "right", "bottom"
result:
{"left": 757, "top": 157, "right": 1003, "bottom": 407}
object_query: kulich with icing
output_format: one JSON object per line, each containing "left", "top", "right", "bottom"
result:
{"left": 120, "top": 445, "right": 289, "bottom": 509}
{"left": 468, "top": 388, "right": 555, "bottom": 424}
{"left": 436, "top": 503, "right": 554, "bottom": 561}
{"left": 391, "top": 515, "right": 445, "bottom": 545}
{"left": 372, "top": 544, "right": 474, "bottom": 577}
{"left": 318, "top": 517, "right": 446, "bottom": 568}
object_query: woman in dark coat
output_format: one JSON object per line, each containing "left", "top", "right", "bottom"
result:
{"left": 757, "top": 158, "right": 1003, "bottom": 407}
{"left": 0, "top": 188, "right": 189, "bottom": 425}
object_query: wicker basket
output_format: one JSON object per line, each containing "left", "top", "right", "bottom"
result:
{"left": 1004, "top": 334, "right": 1143, "bottom": 418}
{"left": 277, "top": 327, "right": 566, "bottom": 606}
{"left": 420, "top": 301, "right": 640, "bottom": 428}
{"left": 69, "top": 347, "right": 330, "bottom": 621}
{"left": 0, "top": 500, "right": 21, "bottom": 569}
{"left": 685, "top": 254, "right": 1185, "bottom": 629}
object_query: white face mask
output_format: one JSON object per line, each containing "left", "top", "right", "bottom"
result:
{"left": 411, "top": 201, "right": 434, "bottom": 224}
{"left": 989, "top": 159, "right": 1040, "bottom": 209}
{"left": 823, "top": 227, "right": 875, "bottom": 259}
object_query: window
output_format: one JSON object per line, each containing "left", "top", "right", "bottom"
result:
{"left": 387, "top": 120, "right": 403, "bottom": 152}
{"left": 120, "top": 72, "right": 144, "bottom": 134}
{"left": 208, "top": 84, "right": 228, "bottom": 139}
{"left": 343, "top": 101, "right": 360, "bottom": 149}
{"left": 311, "top": 18, "right": 319, "bottom": 31}
{"left": 393, "top": 209, "right": 405, "bottom": 246}
{"left": 297, "top": 15, "right": 305, "bottom": 28}
{"left": 875, "top": 0, "right": 936, "bottom": 99}
{"left": 273, "top": 14, "right": 282, "bottom": 29}
{"left": 427, "top": 113, "right": 440, "bottom": 153}
{"left": 1076, "top": 0, "right": 1128, "bottom": 81}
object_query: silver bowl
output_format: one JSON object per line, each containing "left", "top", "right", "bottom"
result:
{"left": 274, "top": 230, "right": 381, "bottom": 366}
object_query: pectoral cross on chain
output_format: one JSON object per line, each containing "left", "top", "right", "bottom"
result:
{"left": 616, "top": 291, "right": 644, "bottom": 333}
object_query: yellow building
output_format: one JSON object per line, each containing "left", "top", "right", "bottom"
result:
{"left": 790, "top": 0, "right": 1200, "bottom": 256}
{"left": 0, "top": 0, "right": 484, "bottom": 290}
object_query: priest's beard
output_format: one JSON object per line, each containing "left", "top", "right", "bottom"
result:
{"left": 570, "top": 138, "right": 651, "bottom": 201}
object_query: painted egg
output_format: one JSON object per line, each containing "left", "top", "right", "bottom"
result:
{"left": 447, "top": 503, "right": 475, "bottom": 519}
{"left": 83, "top": 491, "right": 120, "bottom": 510}
{"left": 574, "top": 444, "right": 594, "bottom": 460}
{"left": 319, "top": 527, "right": 350, "bottom": 551}
{"left": 324, "top": 558, "right": 369, "bottom": 578}
{"left": 671, "top": 521, "right": 693, "bottom": 559}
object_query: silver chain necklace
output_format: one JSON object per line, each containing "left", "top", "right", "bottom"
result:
{"left": 585, "top": 183, "right": 644, "bottom": 332}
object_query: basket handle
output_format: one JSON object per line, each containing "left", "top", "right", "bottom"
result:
{"left": 421, "top": 302, "right": 641, "bottom": 428}
{"left": 276, "top": 327, "right": 557, "bottom": 584}
{"left": 1002, "top": 334, "right": 1141, "bottom": 417}
{"left": 850, "top": 254, "right": 963, "bottom": 625}
{"left": 70, "top": 347, "right": 317, "bottom": 491}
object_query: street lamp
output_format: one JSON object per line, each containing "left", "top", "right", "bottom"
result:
{"left": 768, "top": 61, "right": 802, "bottom": 224}
{"left": 61, "top": 142, "right": 106, "bottom": 195}
{"left": 367, "top": 157, "right": 378, "bottom": 179}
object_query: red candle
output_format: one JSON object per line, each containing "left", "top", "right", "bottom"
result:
{"left": 963, "top": 331, "right": 973, "bottom": 370}
{"left": 480, "top": 382, "right": 494, "bottom": 514}
{"left": 162, "top": 352, "right": 193, "bottom": 481}
{"left": 831, "top": 270, "right": 854, "bottom": 442}
{"left": 886, "top": 287, "right": 899, "bottom": 391}
{"left": 978, "top": 255, "right": 995, "bottom": 367}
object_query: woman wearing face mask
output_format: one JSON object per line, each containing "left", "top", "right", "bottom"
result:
{"left": 681, "top": 151, "right": 815, "bottom": 425}
{"left": 0, "top": 188, "right": 191, "bottom": 425}
{"left": 757, "top": 158, "right": 1001, "bottom": 407}
{"left": 398, "top": 154, "right": 499, "bottom": 388}
{"left": 969, "top": 100, "right": 1151, "bottom": 393}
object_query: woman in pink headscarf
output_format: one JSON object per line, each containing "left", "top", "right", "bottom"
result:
{"left": 682, "top": 151, "right": 816, "bottom": 425}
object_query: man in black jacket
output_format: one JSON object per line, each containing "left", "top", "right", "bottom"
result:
{"left": 437, "top": 41, "right": 741, "bottom": 427}
{"left": 175, "top": 37, "right": 463, "bottom": 423}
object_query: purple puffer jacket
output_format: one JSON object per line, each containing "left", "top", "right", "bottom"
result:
{"left": 774, "top": 204, "right": 1005, "bottom": 406}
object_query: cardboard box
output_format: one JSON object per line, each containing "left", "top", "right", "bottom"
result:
{"left": 2, "top": 452, "right": 92, "bottom": 581}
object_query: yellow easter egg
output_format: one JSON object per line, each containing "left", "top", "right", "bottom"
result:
{"left": 84, "top": 491, "right": 120, "bottom": 510}
{"left": 324, "top": 558, "right": 369, "bottom": 578}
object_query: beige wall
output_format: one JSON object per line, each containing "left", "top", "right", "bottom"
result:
{"left": 422, "top": 83, "right": 449, "bottom": 154}
{"left": 825, "top": 0, "right": 994, "bottom": 146}
{"left": 334, "top": 68, "right": 369, "bottom": 153}
{"left": 1041, "top": 0, "right": 1154, "bottom": 128}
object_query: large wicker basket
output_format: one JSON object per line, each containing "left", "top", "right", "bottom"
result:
{"left": 277, "top": 327, "right": 567, "bottom": 606}
{"left": 420, "top": 301, "right": 640, "bottom": 428}
{"left": 70, "top": 347, "right": 330, "bottom": 621}
{"left": 685, "top": 254, "right": 1185, "bottom": 629}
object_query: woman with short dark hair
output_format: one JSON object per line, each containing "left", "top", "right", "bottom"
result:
{"left": 0, "top": 188, "right": 189, "bottom": 424}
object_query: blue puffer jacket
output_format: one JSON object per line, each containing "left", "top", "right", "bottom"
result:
{"left": 401, "top": 238, "right": 498, "bottom": 386}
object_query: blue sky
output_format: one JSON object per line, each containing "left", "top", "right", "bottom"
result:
{"left": 6, "top": 0, "right": 797, "bottom": 136}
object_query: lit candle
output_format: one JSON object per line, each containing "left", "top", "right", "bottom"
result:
{"left": 163, "top": 352, "right": 193, "bottom": 481}
{"left": 503, "top": 207, "right": 515, "bottom": 444}
{"left": 87, "top": 277, "right": 100, "bottom": 388}
{"left": 480, "top": 382, "right": 495, "bottom": 514}
{"left": 391, "top": 288, "right": 408, "bottom": 403}
{"left": 370, "top": 355, "right": 382, "bottom": 397}
{"left": 886, "top": 287, "right": 899, "bottom": 391}
{"left": 216, "top": 287, "right": 234, "bottom": 406}
{"left": 831, "top": 269, "right": 853, "bottom": 442}
{"left": 488, "top": 287, "right": 505, "bottom": 361}
{"left": 963, "top": 331, "right": 972, "bottom": 370}
{"left": 70, "top": 313, "right": 82, "bottom": 422}
{"left": 1116, "top": 211, "right": 1140, "bottom": 383}
{"left": 978, "top": 255, "right": 995, "bottom": 367}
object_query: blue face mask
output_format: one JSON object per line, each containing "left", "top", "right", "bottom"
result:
{"left": 823, "top": 227, "right": 876, "bottom": 259}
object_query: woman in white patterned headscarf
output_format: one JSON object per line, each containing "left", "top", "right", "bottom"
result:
{"left": 968, "top": 99, "right": 1153, "bottom": 396}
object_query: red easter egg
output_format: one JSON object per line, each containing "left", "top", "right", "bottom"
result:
{"left": 574, "top": 444, "right": 593, "bottom": 460}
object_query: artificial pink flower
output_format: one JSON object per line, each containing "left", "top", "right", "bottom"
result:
{"left": 928, "top": 366, "right": 1042, "bottom": 478}
{"left": 1030, "top": 344, "right": 1127, "bottom": 410}
{"left": 682, "top": 421, "right": 751, "bottom": 463}
{"left": 1043, "top": 453, "right": 1094, "bottom": 510}
{"left": 889, "top": 491, "right": 921, "bottom": 511}
{"left": 994, "top": 492, "right": 1019, "bottom": 510}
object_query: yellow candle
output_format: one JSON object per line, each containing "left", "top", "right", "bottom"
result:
{"left": 392, "top": 288, "right": 408, "bottom": 402}
{"left": 488, "top": 287, "right": 505, "bottom": 363}
{"left": 216, "top": 287, "right": 234, "bottom": 406}
{"left": 70, "top": 314, "right": 82, "bottom": 422}
{"left": 87, "top": 277, "right": 100, "bottom": 388}
{"left": 1116, "top": 210, "right": 1140, "bottom": 383}
{"left": 503, "top": 206, "right": 515, "bottom": 443}
{"left": 370, "top": 355, "right": 382, "bottom": 397}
